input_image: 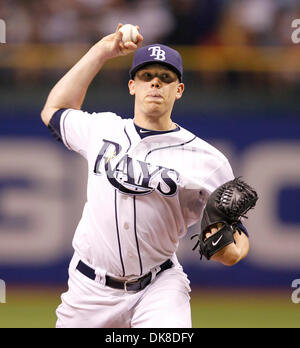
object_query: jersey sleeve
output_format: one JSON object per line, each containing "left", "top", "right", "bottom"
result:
{"left": 177, "top": 141, "right": 235, "bottom": 194}
{"left": 176, "top": 139, "right": 235, "bottom": 228}
{"left": 203, "top": 158, "right": 235, "bottom": 193}
{"left": 48, "top": 108, "right": 121, "bottom": 158}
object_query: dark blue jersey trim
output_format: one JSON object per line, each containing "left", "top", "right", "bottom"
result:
{"left": 133, "top": 196, "right": 143, "bottom": 276}
{"left": 47, "top": 108, "right": 68, "bottom": 143}
{"left": 61, "top": 109, "right": 73, "bottom": 149}
{"left": 144, "top": 136, "right": 197, "bottom": 161}
{"left": 124, "top": 126, "right": 132, "bottom": 153}
{"left": 114, "top": 189, "right": 125, "bottom": 277}
{"left": 134, "top": 123, "right": 180, "bottom": 139}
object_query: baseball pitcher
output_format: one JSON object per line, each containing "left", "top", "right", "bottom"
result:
{"left": 41, "top": 24, "right": 258, "bottom": 328}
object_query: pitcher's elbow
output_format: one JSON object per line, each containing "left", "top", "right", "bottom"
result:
{"left": 222, "top": 251, "right": 241, "bottom": 267}
{"left": 41, "top": 107, "right": 56, "bottom": 126}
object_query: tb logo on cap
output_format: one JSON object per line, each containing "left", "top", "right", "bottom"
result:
{"left": 148, "top": 46, "right": 166, "bottom": 61}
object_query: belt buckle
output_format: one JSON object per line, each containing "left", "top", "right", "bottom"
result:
{"left": 124, "top": 278, "right": 140, "bottom": 292}
{"left": 124, "top": 279, "right": 136, "bottom": 292}
{"left": 124, "top": 273, "right": 151, "bottom": 292}
{"left": 124, "top": 280, "right": 129, "bottom": 293}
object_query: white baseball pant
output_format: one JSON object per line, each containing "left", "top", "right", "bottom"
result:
{"left": 56, "top": 252, "right": 192, "bottom": 328}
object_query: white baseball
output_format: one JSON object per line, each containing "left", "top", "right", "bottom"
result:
{"left": 119, "top": 24, "right": 139, "bottom": 44}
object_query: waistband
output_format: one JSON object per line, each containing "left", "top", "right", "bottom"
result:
{"left": 76, "top": 259, "right": 173, "bottom": 292}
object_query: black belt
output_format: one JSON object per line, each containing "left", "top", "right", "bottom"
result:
{"left": 76, "top": 259, "right": 173, "bottom": 292}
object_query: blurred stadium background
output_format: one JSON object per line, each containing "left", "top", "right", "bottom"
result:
{"left": 0, "top": 0, "right": 300, "bottom": 328}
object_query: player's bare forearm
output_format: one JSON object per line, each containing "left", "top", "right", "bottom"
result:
{"left": 41, "top": 24, "right": 143, "bottom": 126}
{"left": 210, "top": 230, "right": 250, "bottom": 266}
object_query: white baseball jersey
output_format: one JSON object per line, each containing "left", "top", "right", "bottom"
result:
{"left": 51, "top": 108, "right": 234, "bottom": 278}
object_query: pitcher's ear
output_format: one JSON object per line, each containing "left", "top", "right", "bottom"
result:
{"left": 128, "top": 79, "right": 135, "bottom": 95}
{"left": 176, "top": 83, "right": 184, "bottom": 100}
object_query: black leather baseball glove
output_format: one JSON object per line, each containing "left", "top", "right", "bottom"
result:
{"left": 191, "top": 177, "right": 258, "bottom": 260}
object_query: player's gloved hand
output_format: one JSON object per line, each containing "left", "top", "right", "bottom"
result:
{"left": 191, "top": 177, "right": 258, "bottom": 260}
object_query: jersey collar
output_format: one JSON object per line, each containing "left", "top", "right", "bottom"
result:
{"left": 125, "top": 118, "right": 196, "bottom": 151}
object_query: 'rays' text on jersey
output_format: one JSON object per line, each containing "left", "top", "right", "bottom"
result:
{"left": 93, "top": 140, "right": 180, "bottom": 196}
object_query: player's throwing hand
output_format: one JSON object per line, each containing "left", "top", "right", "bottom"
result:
{"left": 95, "top": 23, "right": 144, "bottom": 61}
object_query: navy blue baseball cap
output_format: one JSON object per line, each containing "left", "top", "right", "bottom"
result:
{"left": 130, "top": 44, "right": 183, "bottom": 82}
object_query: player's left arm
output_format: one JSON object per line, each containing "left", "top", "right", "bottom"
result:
{"left": 192, "top": 177, "right": 258, "bottom": 266}
{"left": 205, "top": 224, "right": 249, "bottom": 266}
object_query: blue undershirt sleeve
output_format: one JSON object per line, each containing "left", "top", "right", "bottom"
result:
{"left": 236, "top": 221, "right": 249, "bottom": 238}
{"left": 47, "top": 108, "right": 68, "bottom": 143}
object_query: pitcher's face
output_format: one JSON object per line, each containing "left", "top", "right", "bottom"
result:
{"left": 128, "top": 64, "right": 184, "bottom": 119}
